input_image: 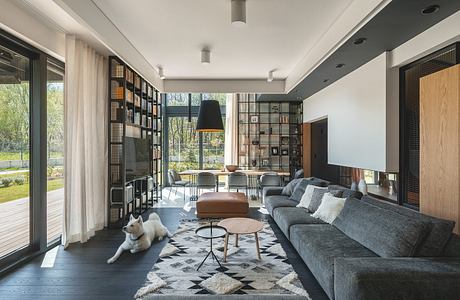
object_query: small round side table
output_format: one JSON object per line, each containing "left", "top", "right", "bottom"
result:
{"left": 195, "top": 222, "right": 227, "bottom": 270}
{"left": 218, "top": 217, "right": 264, "bottom": 262}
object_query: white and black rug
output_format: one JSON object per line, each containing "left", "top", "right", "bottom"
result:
{"left": 135, "top": 219, "right": 310, "bottom": 299}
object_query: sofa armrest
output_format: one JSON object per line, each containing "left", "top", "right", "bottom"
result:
{"left": 262, "top": 187, "right": 284, "bottom": 200}
{"left": 334, "top": 257, "right": 460, "bottom": 300}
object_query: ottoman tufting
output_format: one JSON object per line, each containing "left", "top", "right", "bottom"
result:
{"left": 196, "top": 192, "right": 249, "bottom": 218}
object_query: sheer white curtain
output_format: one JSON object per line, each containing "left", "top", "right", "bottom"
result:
{"left": 224, "top": 93, "right": 239, "bottom": 165}
{"left": 63, "top": 36, "right": 108, "bottom": 247}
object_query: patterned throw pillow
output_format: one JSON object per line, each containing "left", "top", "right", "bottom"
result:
{"left": 297, "top": 185, "right": 327, "bottom": 209}
{"left": 308, "top": 189, "right": 342, "bottom": 212}
{"left": 312, "top": 193, "right": 346, "bottom": 224}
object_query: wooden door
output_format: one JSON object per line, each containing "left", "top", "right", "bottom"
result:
{"left": 420, "top": 64, "right": 460, "bottom": 233}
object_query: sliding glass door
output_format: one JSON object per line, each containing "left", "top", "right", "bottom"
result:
{"left": 0, "top": 44, "right": 31, "bottom": 258}
{"left": 46, "top": 61, "right": 64, "bottom": 244}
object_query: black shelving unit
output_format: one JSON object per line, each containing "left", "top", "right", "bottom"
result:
{"left": 237, "top": 95, "right": 302, "bottom": 179}
{"left": 108, "top": 56, "right": 162, "bottom": 227}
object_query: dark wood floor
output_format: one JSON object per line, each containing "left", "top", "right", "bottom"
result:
{"left": 0, "top": 208, "right": 328, "bottom": 300}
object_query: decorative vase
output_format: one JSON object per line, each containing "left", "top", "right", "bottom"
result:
{"left": 251, "top": 159, "right": 257, "bottom": 167}
{"left": 358, "top": 179, "right": 368, "bottom": 195}
{"left": 350, "top": 181, "right": 358, "bottom": 191}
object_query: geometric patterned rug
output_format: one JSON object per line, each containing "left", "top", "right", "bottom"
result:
{"left": 135, "top": 219, "right": 311, "bottom": 299}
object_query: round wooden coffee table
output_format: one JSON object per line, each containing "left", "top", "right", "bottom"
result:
{"left": 217, "top": 217, "right": 264, "bottom": 262}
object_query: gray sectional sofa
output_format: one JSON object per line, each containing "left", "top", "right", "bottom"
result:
{"left": 263, "top": 178, "right": 460, "bottom": 300}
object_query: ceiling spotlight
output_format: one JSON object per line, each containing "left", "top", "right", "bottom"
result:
{"left": 231, "top": 0, "right": 246, "bottom": 26}
{"left": 353, "top": 37, "right": 367, "bottom": 45}
{"left": 267, "top": 70, "right": 274, "bottom": 82}
{"left": 201, "top": 48, "right": 211, "bottom": 64}
{"left": 336, "top": 63, "right": 345, "bottom": 68}
{"left": 158, "top": 66, "right": 165, "bottom": 80}
{"left": 421, "top": 5, "right": 440, "bottom": 15}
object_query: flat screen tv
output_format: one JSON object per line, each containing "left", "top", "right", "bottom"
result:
{"left": 125, "top": 137, "right": 150, "bottom": 180}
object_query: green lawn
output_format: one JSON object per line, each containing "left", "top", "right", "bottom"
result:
{"left": 0, "top": 178, "right": 63, "bottom": 204}
{"left": 0, "top": 151, "right": 62, "bottom": 161}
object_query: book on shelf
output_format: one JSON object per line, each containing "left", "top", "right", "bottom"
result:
{"left": 134, "top": 112, "right": 141, "bottom": 125}
{"left": 111, "top": 64, "right": 124, "bottom": 78}
{"left": 134, "top": 75, "right": 141, "bottom": 89}
{"left": 126, "top": 69, "right": 133, "bottom": 83}
{"left": 134, "top": 94, "right": 141, "bottom": 107}
{"left": 126, "top": 89, "right": 133, "bottom": 103}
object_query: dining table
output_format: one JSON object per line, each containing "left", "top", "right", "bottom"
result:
{"left": 179, "top": 169, "right": 290, "bottom": 200}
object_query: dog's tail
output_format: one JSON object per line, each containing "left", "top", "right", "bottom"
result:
{"left": 148, "top": 212, "right": 160, "bottom": 221}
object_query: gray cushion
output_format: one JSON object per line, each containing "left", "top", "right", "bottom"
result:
{"left": 328, "top": 184, "right": 363, "bottom": 199}
{"left": 281, "top": 178, "right": 303, "bottom": 196}
{"left": 307, "top": 188, "right": 342, "bottom": 213}
{"left": 290, "top": 224, "right": 377, "bottom": 299}
{"left": 264, "top": 195, "right": 297, "bottom": 216}
{"left": 334, "top": 257, "right": 460, "bottom": 300}
{"left": 289, "top": 178, "right": 329, "bottom": 202}
{"left": 442, "top": 234, "right": 460, "bottom": 258}
{"left": 333, "top": 198, "right": 430, "bottom": 257}
{"left": 273, "top": 207, "right": 326, "bottom": 238}
{"left": 362, "top": 195, "right": 455, "bottom": 257}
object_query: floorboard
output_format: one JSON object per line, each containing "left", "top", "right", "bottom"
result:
{"left": 0, "top": 207, "right": 328, "bottom": 300}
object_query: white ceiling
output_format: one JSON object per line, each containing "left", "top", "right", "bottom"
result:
{"left": 92, "top": 0, "right": 353, "bottom": 80}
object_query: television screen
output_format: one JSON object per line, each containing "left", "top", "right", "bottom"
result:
{"left": 125, "top": 137, "right": 150, "bottom": 180}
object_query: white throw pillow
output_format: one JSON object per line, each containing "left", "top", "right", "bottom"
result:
{"left": 312, "top": 193, "right": 346, "bottom": 224}
{"left": 297, "top": 185, "right": 327, "bottom": 209}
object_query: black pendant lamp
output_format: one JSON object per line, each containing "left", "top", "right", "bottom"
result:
{"left": 196, "top": 100, "right": 224, "bottom": 132}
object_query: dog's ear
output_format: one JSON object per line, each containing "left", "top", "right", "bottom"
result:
{"left": 129, "top": 214, "right": 134, "bottom": 221}
{"left": 137, "top": 215, "right": 143, "bottom": 224}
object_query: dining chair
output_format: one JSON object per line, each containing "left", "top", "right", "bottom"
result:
{"left": 196, "top": 172, "right": 217, "bottom": 196}
{"left": 168, "top": 169, "right": 189, "bottom": 201}
{"left": 227, "top": 172, "right": 248, "bottom": 195}
{"left": 258, "top": 172, "right": 281, "bottom": 199}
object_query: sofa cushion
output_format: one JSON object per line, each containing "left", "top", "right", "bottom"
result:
{"left": 312, "top": 193, "right": 346, "bottom": 224}
{"left": 273, "top": 207, "right": 326, "bottom": 237}
{"left": 281, "top": 178, "right": 303, "bottom": 196}
{"left": 264, "top": 195, "right": 297, "bottom": 216}
{"left": 308, "top": 188, "right": 341, "bottom": 213}
{"left": 333, "top": 198, "right": 430, "bottom": 257}
{"left": 362, "top": 195, "right": 455, "bottom": 257}
{"left": 442, "top": 234, "right": 460, "bottom": 257}
{"left": 297, "top": 185, "right": 327, "bottom": 209}
{"left": 289, "top": 178, "right": 329, "bottom": 202}
{"left": 290, "top": 224, "right": 377, "bottom": 299}
{"left": 328, "top": 184, "right": 363, "bottom": 199}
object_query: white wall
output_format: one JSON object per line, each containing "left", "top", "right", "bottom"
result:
{"left": 0, "top": 0, "right": 65, "bottom": 60}
{"left": 303, "top": 10, "right": 460, "bottom": 173}
{"left": 303, "top": 53, "right": 397, "bottom": 172}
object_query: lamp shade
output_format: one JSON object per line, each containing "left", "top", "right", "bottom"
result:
{"left": 196, "top": 100, "right": 224, "bottom": 132}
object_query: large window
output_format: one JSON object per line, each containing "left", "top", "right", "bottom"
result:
{"left": 0, "top": 44, "right": 31, "bottom": 258}
{"left": 0, "top": 31, "right": 65, "bottom": 269}
{"left": 164, "top": 93, "right": 227, "bottom": 184}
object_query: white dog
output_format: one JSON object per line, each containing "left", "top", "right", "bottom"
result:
{"left": 107, "top": 213, "right": 171, "bottom": 264}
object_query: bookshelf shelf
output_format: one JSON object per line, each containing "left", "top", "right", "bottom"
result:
{"left": 108, "top": 56, "right": 162, "bottom": 227}
{"left": 237, "top": 95, "right": 302, "bottom": 178}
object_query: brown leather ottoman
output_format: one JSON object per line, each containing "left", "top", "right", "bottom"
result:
{"left": 196, "top": 192, "right": 249, "bottom": 218}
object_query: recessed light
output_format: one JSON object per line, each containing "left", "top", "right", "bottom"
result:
{"left": 323, "top": 79, "right": 329, "bottom": 83}
{"left": 267, "top": 70, "right": 274, "bottom": 82}
{"left": 353, "top": 38, "right": 367, "bottom": 45}
{"left": 336, "top": 63, "right": 345, "bottom": 68}
{"left": 421, "top": 5, "right": 440, "bottom": 15}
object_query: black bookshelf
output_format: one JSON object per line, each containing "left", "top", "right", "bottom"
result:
{"left": 237, "top": 95, "right": 302, "bottom": 179}
{"left": 108, "top": 56, "right": 162, "bottom": 226}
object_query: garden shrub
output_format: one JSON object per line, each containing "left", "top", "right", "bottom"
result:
{"left": 0, "top": 177, "right": 13, "bottom": 187}
{"left": 14, "top": 175, "right": 25, "bottom": 185}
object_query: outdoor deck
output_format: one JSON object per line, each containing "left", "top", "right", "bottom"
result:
{"left": 0, "top": 189, "right": 63, "bottom": 258}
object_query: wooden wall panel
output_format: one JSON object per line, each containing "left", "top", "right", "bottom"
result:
{"left": 302, "top": 123, "right": 311, "bottom": 177}
{"left": 420, "top": 64, "right": 460, "bottom": 234}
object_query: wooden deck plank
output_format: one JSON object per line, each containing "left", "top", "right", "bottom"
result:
{"left": 0, "top": 189, "right": 63, "bottom": 258}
